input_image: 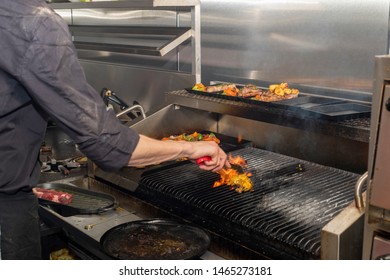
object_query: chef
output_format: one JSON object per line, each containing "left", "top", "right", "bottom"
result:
{"left": 0, "top": 0, "right": 229, "bottom": 259}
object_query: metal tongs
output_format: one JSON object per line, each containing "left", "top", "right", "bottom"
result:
{"left": 100, "top": 88, "right": 146, "bottom": 119}
{"left": 101, "top": 88, "right": 129, "bottom": 110}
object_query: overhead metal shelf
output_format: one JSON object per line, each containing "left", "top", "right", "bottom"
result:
{"left": 51, "top": 0, "right": 201, "bottom": 82}
{"left": 70, "top": 26, "right": 192, "bottom": 56}
{"left": 51, "top": 0, "right": 200, "bottom": 9}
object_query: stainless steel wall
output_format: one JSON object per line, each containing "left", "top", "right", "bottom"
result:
{"left": 195, "top": 0, "right": 389, "bottom": 95}
{"left": 54, "top": 0, "right": 389, "bottom": 109}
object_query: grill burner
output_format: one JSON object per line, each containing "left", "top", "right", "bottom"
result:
{"left": 136, "top": 147, "right": 361, "bottom": 259}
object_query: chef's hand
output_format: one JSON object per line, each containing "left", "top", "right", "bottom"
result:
{"left": 128, "top": 135, "right": 230, "bottom": 171}
{"left": 187, "top": 141, "right": 231, "bottom": 172}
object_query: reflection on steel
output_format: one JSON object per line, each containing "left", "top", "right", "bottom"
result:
{"left": 57, "top": 0, "right": 388, "bottom": 94}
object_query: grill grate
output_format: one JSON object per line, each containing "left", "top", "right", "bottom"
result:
{"left": 136, "top": 147, "right": 361, "bottom": 259}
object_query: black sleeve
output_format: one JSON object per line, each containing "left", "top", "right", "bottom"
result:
{"left": 19, "top": 12, "right": 140, "bottom": 171}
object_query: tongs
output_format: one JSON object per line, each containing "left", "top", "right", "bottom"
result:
{"left": 101, "top": 88, "right": 130, "bottom": 110}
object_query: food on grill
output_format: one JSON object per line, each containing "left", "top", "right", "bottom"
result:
{"left": 239, "top": 84, "right": 264, "bottom": 98}
{"left": 162, "top": 131, "right": 221, "bottom": 144}
{"left": 223, "top": 86, "right": 240, "bottom": 96}
{"left": 191, "top": 82, "right": 299, "bottom": 101}
{"left": 206, "top": 83, "right": 237, "bottom": 93}
{"left": 192, "top": 83, "right": 239, "bottom": 96}
{"left": 32, "top": 187, "right": 73, "bottom": 205}
{"left": 268, "top": 82, "right": 299, "bottom": 97}
{"left": 192, "top": 83, "right": 206, "bottom": 91}
{"left": 213, "top": 155, "right": 253, "bottom": 193}
{"left": 214, "top": 169, "right": 253, "bottom": 193}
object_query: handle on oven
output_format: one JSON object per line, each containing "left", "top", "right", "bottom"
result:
{"left": 355, "top": 171, "right": 368, "bottom": 211}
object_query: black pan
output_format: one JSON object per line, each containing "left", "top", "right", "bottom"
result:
{"left": 36, "top": 183, "right": 118, "bottom": 217}
{"left": 100, "top": 219, "right": 210, "bottom": 260}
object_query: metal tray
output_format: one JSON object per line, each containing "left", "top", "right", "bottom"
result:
{"left": 185, "top": 88, "right": 239, "bottom": 101}
{"left": 186, "top": 87, "right": 335, "bottom": 109}
{"left": 274, "top": 95, "right": 344, "bottom": 109}
{"left": 36, "top": 182, "right": 118, "bottom": 217}
{"left": 300, "top": 102, "right": 371, "bottom": 120}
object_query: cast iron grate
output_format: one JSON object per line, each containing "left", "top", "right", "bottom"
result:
{"left": 136, "top": 147, "right": 361, "bottom": 259}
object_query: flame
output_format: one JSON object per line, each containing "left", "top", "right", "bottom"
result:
{"left": 237, "top": 134, "right": 242, "bottom": 144}
{"left": 213, "top": 168, "right": 239, "bottom": 188}
{"left": 212, "top": 155, "right": 253, "bottom": 193}
{"left": 228, "top": 154, "right": 247, "bottom": 168}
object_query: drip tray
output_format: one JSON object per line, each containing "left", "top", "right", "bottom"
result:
{"left": 301, "top": 102, "right": 371, "bottom": 120}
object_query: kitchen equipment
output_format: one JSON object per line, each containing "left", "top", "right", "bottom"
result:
{"left": 37, "top": 182, "right": 118, "bottom": 217}
{"left": 134, "top": 147, "right": 360, "bottom": 259}
{"left": 39, "top": 85, "right": 369, "bottom": 259}
{"left": 300, "top": 103, "right": 371, "bottom": 120}
{"left": 85, "top": 91, "right": 368, "bottom": 259}
{"left": 187, "top": 86, "right": 370, "bottom": 120}
{"left": 362, "top": 55, "right": 390, "bottom": 259}
{"left": 100, "top": 219, "right": 210, "bottom": 260}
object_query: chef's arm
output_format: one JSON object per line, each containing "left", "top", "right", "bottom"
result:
{"left": 128, "top": 135, "right": 230, "bottom": 172}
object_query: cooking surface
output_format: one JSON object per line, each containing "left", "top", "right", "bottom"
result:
{"left": 135, "top": 147, "right": 361, "bottom": 259}
{"left": 38, "top": 117, "right": 365, "bottom": 259}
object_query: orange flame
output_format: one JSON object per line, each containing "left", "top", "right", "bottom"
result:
{"left": 237, "top": 134, "right": 242, "bottom": 144}
{"left": 212, "top": 155, "right": 253, "bottom": 193}
{"left": 228, "top": 154, "right": 247, "bottom": 168}
{"left": 213, "top": 168, "right": 239, "bottom": 188}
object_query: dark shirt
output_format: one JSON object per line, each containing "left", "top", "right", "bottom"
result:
{"left": 0, "top": 0, "right": 140, "bottom": 194}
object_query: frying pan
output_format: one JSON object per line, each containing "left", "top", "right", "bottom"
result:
{"left": 100, "top": 219, "right": 211, "bottom": 260}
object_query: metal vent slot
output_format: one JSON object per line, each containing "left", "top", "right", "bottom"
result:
{"left": 136, "top": 147, "right": 361, "bottom": 259}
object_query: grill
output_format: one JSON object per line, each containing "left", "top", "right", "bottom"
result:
{"left": 135, "top": 147, "right": 361, "bottom": 259}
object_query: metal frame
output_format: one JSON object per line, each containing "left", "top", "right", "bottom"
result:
{"left": 51, "top": 0, "right": 201, "bottom": 82}
{"left": 362, "top": 55, "right": 390, "bottom": 259}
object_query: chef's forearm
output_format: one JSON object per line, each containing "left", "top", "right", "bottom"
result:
{"left": 128, "top": 135, "right": 228, "bottom": 172}
{"left": 127, "top": 135, "right": 190, "bottom": 166}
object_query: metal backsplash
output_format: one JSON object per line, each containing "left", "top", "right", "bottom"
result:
{"left": 53, "top": 0, "right": 389, "bottom": 112}
{"left": 196, "top": 0, "right": 389, "bottom": 96}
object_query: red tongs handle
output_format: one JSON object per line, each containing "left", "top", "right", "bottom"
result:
{"left": 196, "top": 156, "right": 212, "bottom": 165}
